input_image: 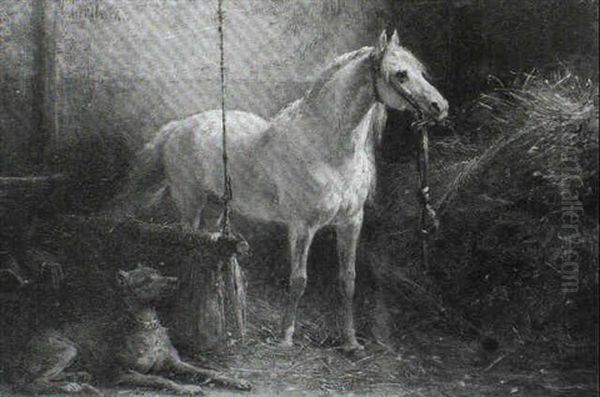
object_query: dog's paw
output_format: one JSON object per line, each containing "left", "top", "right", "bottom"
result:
{"left": 178, "top": 384, "right": 204, "bottom": 395}
{"left": 60, "top": 382, "right": 102, "bottom": 395}
{"left": 232, "top": 378, "right": 252, "bottom": 391}
{"left": 61, "top": 382, "right": 83, "bottom": 393}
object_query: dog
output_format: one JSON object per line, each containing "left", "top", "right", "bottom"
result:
{"left": 13, "top": 265, "right": 251, "bottom": 395}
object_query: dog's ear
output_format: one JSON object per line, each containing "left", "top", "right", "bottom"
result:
{"left": 116, "top": 270, "right": 129, "bottom": 287}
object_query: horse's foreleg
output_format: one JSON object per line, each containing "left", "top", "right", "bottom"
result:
{"left": 336, "top": 212, "right": 364, "bottom": 351}
{"left": 280, "top": 225, "right": 315, "bottom": 347}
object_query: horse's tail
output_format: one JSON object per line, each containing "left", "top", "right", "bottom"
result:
{"left": 108, "top": 126, "right": 172, "bottom": 219}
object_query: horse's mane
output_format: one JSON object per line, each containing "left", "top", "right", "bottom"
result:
{"left": 271, "top": 47, "right": 373, "bottom": 121}
{"left": 304, "top": 45, "right": 429, "bottom": 101}
{"left": 304, "top": 46, "right": 373, "bottom": 103}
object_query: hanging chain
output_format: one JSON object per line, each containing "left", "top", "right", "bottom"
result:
{"left": 218, "top": 0, "right": 232, "bottom": 237}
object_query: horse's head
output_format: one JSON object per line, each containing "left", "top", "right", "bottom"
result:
{"left": 372, "top": 30, "right": 448, "bottom": 122}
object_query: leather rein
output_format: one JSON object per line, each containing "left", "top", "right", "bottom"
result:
{"left": 371, "top": 54, "right": 439, "bottom": 272}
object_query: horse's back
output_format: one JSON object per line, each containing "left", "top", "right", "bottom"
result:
{"left": 160, "top": 109, "right": 271, "bottom": 210}
{"left": 162, "top": 109, "right": 268, "bottom": 144}
{"left": 161, "top": 109, "right": 268, "bottom": 158}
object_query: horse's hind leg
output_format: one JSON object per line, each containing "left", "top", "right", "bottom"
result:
{"left": 169, "top": 180, "right": 206, "bottom": 230}
{"left": 280, "top": 224, "right": 316, "bottom": 347}
{"left": 336, "top": 212, "right": 364, "bottom": 352}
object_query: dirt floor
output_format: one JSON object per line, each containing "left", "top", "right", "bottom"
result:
{"left": 0, "top": 219, "right": 596, "bottom": 397}
{"left": 2, "top": 291, "right": 595, "bottom": 397}
{"left": 1, "top": 339, "right": 595, "bottom": 397}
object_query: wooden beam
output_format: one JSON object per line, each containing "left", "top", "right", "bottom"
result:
{"left": 58, "top": 215, "right": 249, "bottom": 258}
{"left": 31, "top": 0, "right": 58, "bottom": 169}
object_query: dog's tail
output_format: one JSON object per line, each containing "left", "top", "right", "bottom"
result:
{"left": 107, "top": 126, "right": 172, "bottom": 220}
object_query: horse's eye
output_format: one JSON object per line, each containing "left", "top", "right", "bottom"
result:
{"left": 395, "top": 70, "right": 408, "bottom": 83}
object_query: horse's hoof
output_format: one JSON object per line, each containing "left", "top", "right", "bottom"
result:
{"left": 341, "top": 342, "right": 366, "bottom": 357}
{"left": 277, "top": 338, "right": 294, "bottom": 349}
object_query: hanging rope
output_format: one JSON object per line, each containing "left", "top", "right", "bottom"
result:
{"left": 218, "top": 0, "right": 233, "bottom": 237}
{"left": 216, "top": 0, "right": 247, "bottom": 340}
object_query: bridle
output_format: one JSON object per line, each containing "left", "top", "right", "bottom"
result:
{"left": 370, "top": 52, "right": 425, "bottom": 120}
{"left": 370, "top": 51, "right": 439, "bottom": 273}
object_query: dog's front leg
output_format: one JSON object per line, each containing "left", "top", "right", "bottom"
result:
{"left": 117, "top": 370, "right": 204, "bottom": 395}
{"left": 169, "top": 359, "right": 252, "bottom": 391}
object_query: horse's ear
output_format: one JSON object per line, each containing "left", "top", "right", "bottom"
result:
{"left": 391, "top": 29, "right": 400, "bottom": 46}
{"left": 374, "top": 30, "right": 388, "bottom": 59}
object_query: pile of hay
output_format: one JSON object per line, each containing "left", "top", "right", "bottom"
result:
{"left": 364, "top": 71, "right": 598, "bottom": 367}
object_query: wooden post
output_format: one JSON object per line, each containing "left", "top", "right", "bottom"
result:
{"left": 172, "top": 254, "right": 227, "bottom": 352}
{"left": 31, "top": 0, "right": 58, "bottom": 169}
{"left": 171, "top": 251, "right": 247, "bottom": 353}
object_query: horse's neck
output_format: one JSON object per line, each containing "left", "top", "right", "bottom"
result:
{"left": 304, "top": 52, "right": 378, "bottom": 157}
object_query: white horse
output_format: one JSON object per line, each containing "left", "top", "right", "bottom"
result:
{"left": 118, "top": 30, "right": 448, "bottom": 351}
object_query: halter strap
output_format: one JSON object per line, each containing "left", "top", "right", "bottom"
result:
{"left": 370, "top": 51, "right": 424, "bottom": 119}
{"left": 370, "top": 50, "right": 437, "bottom": 274}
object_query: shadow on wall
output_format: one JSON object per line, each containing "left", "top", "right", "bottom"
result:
{"left": 388, "top": 0, "right": 599, "bottom": 106}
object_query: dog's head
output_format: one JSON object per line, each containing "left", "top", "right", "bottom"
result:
{"left": 116, "top": 264, "right": 178, "bottom": 302}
